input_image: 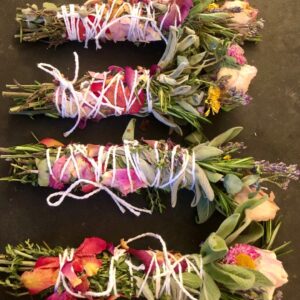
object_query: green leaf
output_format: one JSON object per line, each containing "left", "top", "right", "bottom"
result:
{"left": 249, "top": 270, "right": 274, "bottom": 288}
{"left": 185, "top": 131, "right": 206, "bottom": 144}
{"left": 134, "top": 276, "right": 155, "bottom": 300}
{"left": 36, "top": 158, "right": 50, "bottom": 187}
{"left": 190, "top": 0, "right": 214, "bottom": 16}
{"left": 122, "top": 119, "right": 136, "bottom": 141}
{"left": 195, "top": 165, "right": 214, "bottom": 201}
{"left": 196, "top": 195, "right": 216, "bottom": 224}
{"left": 182, "top": 272, "right": 202, "bottom": 289}
{"left": 193, "top": 145, "right": 223, "bottom": 161}
{"left": 205, "top": 170, "right": 223, "bottom": 183}
{"left": 201, "top": 233, "right": 228, "bottom": 264}
{"left": 234, "top": 222, "right": 264, "bottom": 244}
{"left": 242, "top": 175, "right": 260, "bottom": 187}
{"left": 206, "top": 263, "right": 256, "bottom": 291}
{"left": 223, "top": 174, "right": 243, "bottom": 195}
{"left": 200, "top": 272, "right": 221, "bottom": 300}
{"left": 216, "top": 213, "right": 241, "bottom": 239}
{"left": 208, "top": 127, "right": 243, "bottom": 147}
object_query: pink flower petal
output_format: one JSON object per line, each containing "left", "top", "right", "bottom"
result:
{"left": 62, "top": 262, "right": 82, "bottom": 288}
{"left": 101, "top": 169, "right": 147, "bottom": 196}
{"left": 40, "top": 138, "right": 64, "bottom": 148}
{"left": 35, "top": 257, "right": 60, "bottom": 269}
{"left": 75, "top": 237, "right": 107, "bottom": 257}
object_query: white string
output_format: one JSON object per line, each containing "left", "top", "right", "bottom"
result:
{"left": 45, "top": 140, "right": 198, "bottom": 215}
{"left": 54, "top": 233, "right": 203, "bottom": 299}
{"left": 38, "top": 53, "right": 152, "bottom": 137}
{"left": 56, "top": 1, "right": 171, "bottom": 49}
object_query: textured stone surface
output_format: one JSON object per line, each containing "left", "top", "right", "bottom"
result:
{"left": 0, "top": 0, "right": 299, "bottom": 299}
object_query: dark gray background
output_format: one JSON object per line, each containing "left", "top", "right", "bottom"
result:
{"left": 0, "top": 1, "right": 299, "bottom": 299}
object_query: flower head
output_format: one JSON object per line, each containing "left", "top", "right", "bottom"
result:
{"left": 224, "top": 244, "right": 261, "bottom": 268}
{"left": 217, "top": 64, "right": 257, "bottom": 94}
{"left": 227, "top": 44, "right": 247, "bottom": 65}
{"left": 205, "top": 86, "right": 221, "bottom": 116}
{"left": 234, "top": 186, "right": 280, "bottom": 222}
{"left": 223, "top": 244, "right": 288, "bottom": 299}
{"left": 21, "top": 237, "right": 107, "bottom": 295}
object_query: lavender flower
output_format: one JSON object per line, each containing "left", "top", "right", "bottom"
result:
{"left": 256, "top": 160, "right": 300, "bottom": 189}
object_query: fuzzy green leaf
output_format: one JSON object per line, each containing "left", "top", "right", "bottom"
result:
{"left": 224, "top": 174, "right": 243, "bottom": 195}
{"left": 206, "top": 263, "right": 256, "bottom": 291}
{"left": 196, "top": 195, "right": 216, "bottom": 224}
{"left": 208, "top": 127, "right": 243, "bottom": 147}
{"left": 193, "top": 145, "right": 223, "bottom": 161}
{"left": 200, "top": 272, "right": 221, "bottom": 300}
{"left": 216, "top": 213, "right": 241, "bottom": 239}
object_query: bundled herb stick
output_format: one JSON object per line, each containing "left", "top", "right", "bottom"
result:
{"left": 3, "top": 27, "right": 257, "bottom": 137}
{"left": 0, "top": 212, "right": 289, "bottom": 299}
{"left": 16, "top": 0, "right": 263, "bottom": 48}
{"left": 0, "top": 121, "right": 298, "bottom": 222}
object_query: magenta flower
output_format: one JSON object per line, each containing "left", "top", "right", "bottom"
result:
{"left": 128, "top": 248, "right": 187, "bottom": 274}
{"left": 227, "top": 44, "right": 247, "bottom": 65}
{"left": 101, "top": 169, "right": 147, "bottom": 196}
{"left": 224, "top": 244, "right": 261, "bottom": 265}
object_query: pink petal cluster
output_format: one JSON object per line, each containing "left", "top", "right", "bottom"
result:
{"left": 101, "top": 169, "right": 147, "bottom": 196}
{"left": 223, "top": 244, "right": 261, "bottom": 265}
{"left": 50, "top": 155, "right": 95, "bottom": 190}
{"left": 227, "top": 44, "right": 247, "bottom": 65}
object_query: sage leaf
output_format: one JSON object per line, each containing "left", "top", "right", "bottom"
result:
{"left": 224, "top": 174, "right": 243, "bottom": 195}
{"left": 206, "top": 263, "right": 255, "bottom": 291}
{"left": 193, "top": 145, "right": 223, "bottom": 161}
{"left": 208, "top": 127, "right": 243, "bottom": 147}
{"left": 201, "top": 233, "right": 228, "bottom": 264}
{"left": 182, "top": 272, "right": 202, "bottom": 289}
{"left": 196, "top": 195, "right": 215, "bottom": 224}
{"left": 216, "top": 213, "right": 240, "bottom": 239}
{"left": 152, "top": 110, "right": 183, "bottom": 135}
{"left": 234, "top": 221, "right": 264, "bottom": 244}
{"left": 122, "top": 118, "right": 136, "bottom": 141}
{"left": 200, "top": 272, "right": 221, "bottom": 300}
{"left": 134, "top": 276, "right": 155, "bottom": 300}
{"left": 204, "top": 171, "right": 223, "bottom": 183}
{"left": 195, "top": 165, "right": 214, "bottom": 201}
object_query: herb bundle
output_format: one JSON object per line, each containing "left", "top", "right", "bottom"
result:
{"left": 3, "top": 27, "right": 257, "bottom": 137}
{"left": 0, "top": 122, "right": 298, "bottom": 223}
{"left": 0, "top": 210, "right": 289, "bottom": 300}
{"left": 16, "top": 0, "right": 263, "bottom": 48}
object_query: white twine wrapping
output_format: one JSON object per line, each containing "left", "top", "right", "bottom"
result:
{"left": 45, "top": 140, "right": 197, "bottom": 216}
{"left": 38, "top": 52, "right": 152, "bottom": 137}
{"left": 54, "top": 232, "right": 203, "bottom": 299}
{"left": 56, "top": 1, "right": 181, "bottom": 48}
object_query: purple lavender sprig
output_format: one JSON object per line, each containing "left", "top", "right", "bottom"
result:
{"left": 256, "top": 160, "right": 300, "bottom": 189}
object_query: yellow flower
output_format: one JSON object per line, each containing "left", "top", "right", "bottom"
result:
{"left": 207, "top": 3, "right": 219, "bottom": 11}
{"left": 205, "top": 86, "right": 221, "bottom": 116}
{"left": 223, "top": 155, "right": 232, "bottom": 160}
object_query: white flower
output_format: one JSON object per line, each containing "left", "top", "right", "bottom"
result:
{"left": 217, "top": 65, "right": 257, "bottom": 94}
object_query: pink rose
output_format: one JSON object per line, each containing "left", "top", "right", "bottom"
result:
{"left": 101, "top": 169, "right": 147, "bottom": 195}
{"left": 234, "top": 186, "right": 279, "bottom": 222}
{"left": 256, "top": 249, "right": 289, "bottom": 300}
{"left": 217, "top": 64, "right": 257, "bottom": 94}
{"left": 224, "top": 244, "right": 288, "bottom": 300}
